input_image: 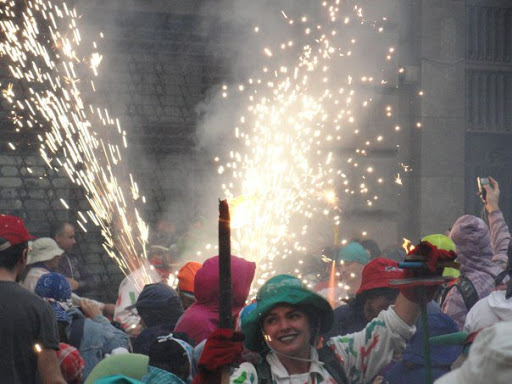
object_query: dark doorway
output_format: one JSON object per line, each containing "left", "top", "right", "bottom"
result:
{"left": 465, "top": 133, "right": 512, "bottom": 225}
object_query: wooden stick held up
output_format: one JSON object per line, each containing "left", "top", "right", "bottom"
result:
{"left": 218, "top": 199, "right": 233, "bottom": 329}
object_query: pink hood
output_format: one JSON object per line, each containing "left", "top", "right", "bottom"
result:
{"left": 174, "top": 255, "right": 256, "bottom": 344}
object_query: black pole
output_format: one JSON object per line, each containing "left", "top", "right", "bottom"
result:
{"left": 218, "top": 199, "right": 233, "bottom": 329}
{"left": 420, "top": 285, "right": 432, "bottom": 384}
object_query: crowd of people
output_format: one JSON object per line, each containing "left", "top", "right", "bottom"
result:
{"left": 1, "top": 176, "right": 511, "bottom": 384}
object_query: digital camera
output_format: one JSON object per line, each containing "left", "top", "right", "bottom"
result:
{"left": 477, "top": 177, "right": 490, "bottom": 202}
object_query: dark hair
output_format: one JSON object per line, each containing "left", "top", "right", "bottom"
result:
{"left": 351, "top": 287, "right": 400, "bottom": 309}
{"left": 382, "top": 245, "right": 406, "bottom": 262}
{"left": 360, "top": 239, "right": 381, "bottom": 260}
{"left": 0, "top": 240, "right": 28, "bottom": 270}
{"left": 148, "top": 337, "right": 190, "bottom": 380}
{"left": 57, "top": 321, "right": 69, "bottom": 343}
{"left": 49, "top": 222, "right": 71, "bottom": 239}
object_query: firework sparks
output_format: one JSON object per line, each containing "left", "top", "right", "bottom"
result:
{"left": 213, "top": 1, "right": 410, "bottom": 290}
{"left": 0, "top": 0, "right": 152, "bottom": 291}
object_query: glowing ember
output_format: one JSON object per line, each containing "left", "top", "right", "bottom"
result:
{"left": 402, "top": 237, "right": 415, "bottom": 253}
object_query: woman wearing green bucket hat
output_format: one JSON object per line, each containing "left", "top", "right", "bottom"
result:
{"left": 190, "top": 236, "right": 458, "bottom": 383}
{"left": 232, "top": 274, "right": 420, "bottom": 383}
{"left": 193, "top": 237, "right": 456, "bottom": 384}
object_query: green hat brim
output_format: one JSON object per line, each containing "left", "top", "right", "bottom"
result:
{"left": 241, "top": 285, "right": 333, "bottom": 352}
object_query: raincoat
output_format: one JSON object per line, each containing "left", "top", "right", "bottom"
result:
{"left": 174, "top": 255, "right": 256, "bottom": 345}
{"left": 443, "top": 211, "right": 510, "bottom": 329}
{"left": 382, "top": 312, "right": 461, "bottom": 384}
{"left": 464, "top": 289, "right": 512, "bottom": 333}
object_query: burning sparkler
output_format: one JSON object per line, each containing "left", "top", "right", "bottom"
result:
{"left": 211, "top": 0, "right": 414, "bottom": 290}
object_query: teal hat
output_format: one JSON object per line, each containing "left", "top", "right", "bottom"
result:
{"left": 338, "top": 242, "right": 370, "bottom": 265}
{"left": 241, "top": 275, "right": 333, "bottom": 352}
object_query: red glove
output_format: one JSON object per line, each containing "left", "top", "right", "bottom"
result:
{"left": 400, "top": 241, "right": 457, "bottom": 303}
{"left": 193, "top": 328, "right": 244, "bottom": 384}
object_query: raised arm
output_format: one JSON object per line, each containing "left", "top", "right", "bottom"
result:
{"left": 393, "top": 293, "right": 421, "bottom": 326}
{"left": 486, "top": 177, "right": 511, "bottom": 258}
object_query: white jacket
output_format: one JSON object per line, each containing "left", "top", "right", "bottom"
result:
{"left": 113, "top": 264, "right": 161, "bottom": 333}
{"left": 22, "top": 267, "right": 49, "bottom": 292}
{"left": 230, "top": 305, "right": 415, "bottom": 384}
{"left": 464, "top": 290, "right": 512, "bottom": 333}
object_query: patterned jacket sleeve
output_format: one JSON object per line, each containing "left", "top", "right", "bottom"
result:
{"left": 441, "top": 286, "right": 466, "bottom": 330}
{"left": 230, "top": 362, "right": 258, "bottom": 384}
{"left": 327, "top": 306, "right": 415, "bottom": 384}
{"left": 488, "top": 210, "right": 511, "bottom": 265}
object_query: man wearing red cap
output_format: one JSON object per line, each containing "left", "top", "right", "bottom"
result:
{"left": 323, "top": 257, "right": 403, "bottom": 338}
{"left": 0, "top": 214, "right": 65, "bottom": 384}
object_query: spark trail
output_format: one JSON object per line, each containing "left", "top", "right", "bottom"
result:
{"left": 0, "top": 0, "right": 152, "bottom": 291}
{"left": 212, "top": 0, "right": 415, "bottom": 290}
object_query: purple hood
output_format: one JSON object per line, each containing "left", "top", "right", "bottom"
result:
{"left": 443, "top": 214, "right": 507, "bottom": 329}
{"left": 450, "top": 215, "right": 501, "bottom": 278}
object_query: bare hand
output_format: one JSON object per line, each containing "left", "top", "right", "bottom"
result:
{"left": 102, "top": 303, "right": 116, "bottom": 318}
{"left": 485, "top": 176, "right": 500, "bottom": 213}
{"left": 66, "top": 278, "right": 80, "bottom": 291}
{"left": 80, "top": 298, "right": 102, "bottom": 319}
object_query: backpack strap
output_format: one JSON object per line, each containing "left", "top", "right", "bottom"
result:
{"left": 317, "top": 345, "right": 349, "bottom": 384}
{"left": 495, "top": 269, "right": 509, "bottom": 287}
{"left": 255, "top": 346, "right": 348, "bottom": 384}
{"left": 255, "top": 359, "right": 272, "bottom": 384}
{"left": 439, "top": 281, "right": 455, "bottom": 307}
{"left": 455, "top": 276, "right": 479, "bottom": 311}
{"left": 69, "top": 317, "right": 85, "bottom": 350}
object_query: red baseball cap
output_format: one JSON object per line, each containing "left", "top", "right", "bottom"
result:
{"left": 356, "top": 257, "right": 404, "bottom": 295}
{"left": 0, "top": 215, "right": 34, "bottom": 251}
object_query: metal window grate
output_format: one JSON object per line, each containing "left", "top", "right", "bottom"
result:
{"left": 467, "top": 70, "right": 512, "bottom": 132}
{"left": 467, "top": 6, "right": 512, "bottom": 63}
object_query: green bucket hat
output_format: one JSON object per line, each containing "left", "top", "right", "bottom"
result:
{"left": 241, "top": 274, "right": 333, "bottom": 352}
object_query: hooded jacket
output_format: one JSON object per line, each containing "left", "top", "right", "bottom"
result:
{"left": 382, "top": 312, "right": 461, "bottom": 384}
{"left": 464, "top": 290, "right": 512, "bottom": 333}
{"left": 174, "top": 255, "right": 256, "bottom": 345}
{"left": 443, "top": 211, "right": 510, "bottom": 329}
{"left": 132, "top": 283, "right": 184, "bottom": 355}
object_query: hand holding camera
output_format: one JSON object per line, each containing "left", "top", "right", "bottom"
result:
{"left": 478, "top": 176, "right": 500, "bottom": 213}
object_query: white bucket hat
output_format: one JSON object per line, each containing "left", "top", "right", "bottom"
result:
{"left": 28, "top": 237, "right": 64, "bottom": 264}
{"left": 435, "top": 321, "right": 512, "bottom": 384}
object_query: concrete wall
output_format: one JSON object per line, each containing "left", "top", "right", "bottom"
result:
{"left": 415, "top": 0, "right": 467, "bottom": 237}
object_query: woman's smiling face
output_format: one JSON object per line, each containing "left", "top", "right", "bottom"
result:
{"left": 262, "top": 304, "right": 312, "bottom": 359}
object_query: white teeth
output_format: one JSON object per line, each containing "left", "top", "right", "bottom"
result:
{"left": 279, "top": 335, "right": 297, "bottom": 342}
